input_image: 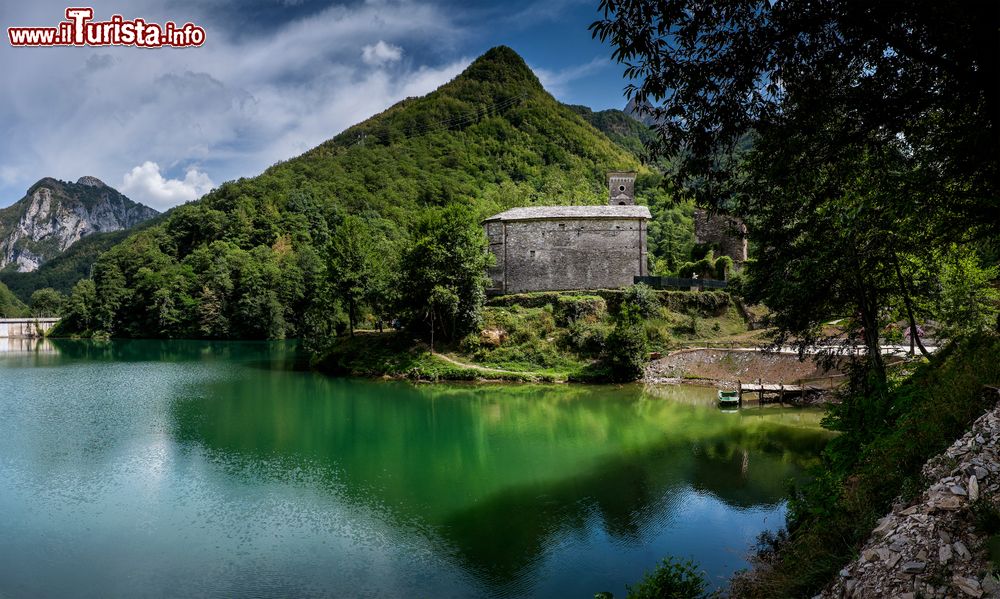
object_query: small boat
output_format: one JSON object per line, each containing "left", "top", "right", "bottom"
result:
{"left": 718, "top": 389, "right": 740, "bottom": 407}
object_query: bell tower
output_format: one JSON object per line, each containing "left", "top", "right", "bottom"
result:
{"left": 608, "top": 172, "right": 636, "bottom": 205}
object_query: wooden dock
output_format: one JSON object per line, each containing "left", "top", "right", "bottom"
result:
{"left": 736, "top": 379, "right": 823, "bottom": 404}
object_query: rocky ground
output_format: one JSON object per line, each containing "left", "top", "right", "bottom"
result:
{"left": 823, "top": 395, "right": 1000, "bottom": 598}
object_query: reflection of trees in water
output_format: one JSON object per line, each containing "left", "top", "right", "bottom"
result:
{"left": 48, "top": 338, "right": 304, "bottom": 367}
{"left": 438, "top": 429, "right": 824, "bottom": 591}
{"left": 165, "top": 359, "right": 832, "bottom": 594}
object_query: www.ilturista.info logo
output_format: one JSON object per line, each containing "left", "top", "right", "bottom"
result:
{"left": 8, "top": 8, "right": 205, "bottom": 47}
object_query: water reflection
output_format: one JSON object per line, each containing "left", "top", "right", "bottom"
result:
{"left": 0, "top": 340, "right": 834, "bottom": 598}
{"left": 0, "top": 337, "right": 57, "bottom": 353}
{"left": 169, "top": 365, "right": 831, "bottom": 594}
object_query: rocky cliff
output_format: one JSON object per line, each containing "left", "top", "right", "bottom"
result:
{"left": 0, "top": 177, "right": 158, "bottom": 272}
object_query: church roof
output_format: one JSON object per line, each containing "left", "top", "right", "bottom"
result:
{"left": 483, "top": 205, "right": 651, "bottom": 222}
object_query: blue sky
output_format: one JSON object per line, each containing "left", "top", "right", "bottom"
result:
{"left": 0, "top": 0, "right": 632, "bottom": 210}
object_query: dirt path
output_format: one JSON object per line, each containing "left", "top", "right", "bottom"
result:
{"left": 432, "top": 352, "right": 538, "bottom": 375}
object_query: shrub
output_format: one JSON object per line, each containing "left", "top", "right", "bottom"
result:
{"left": 603, "top": 302, "right": 648, "bottom": 382}
{"left": 622, "top": 283, "right": 659, "bottom": 318}
{"left": 555, "top": 295, "right": 607, "bottom": 325}
{"left": 564, "top": 319, "right": 611, "bottom": 355}
{"left": 626, "top": 557, "right": 710, "bottom": 599}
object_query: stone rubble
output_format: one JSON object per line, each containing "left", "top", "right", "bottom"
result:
{"left": 823, "top": 400, "right": 1000, "bottom": 598}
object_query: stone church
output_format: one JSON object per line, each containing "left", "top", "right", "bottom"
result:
{"left": 483, "top": 172, "right": 650, "bottom": 294}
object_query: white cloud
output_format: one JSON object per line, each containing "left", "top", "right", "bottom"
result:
{"left": 121, "top": 161, "right": 215, "bottom": 210}
{"left": 0, "top": 0, "right": 470, "bottom": 209}
{"left": 362, "top": 41, "right": 403, "bottom": 66}
{"left": 533, "top": 57, "right": 610, "bottom": 96}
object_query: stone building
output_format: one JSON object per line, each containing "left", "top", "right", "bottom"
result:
{"left": 693, "top": 209, "right": 748, "bottom": 263}
{"left": 482, "top": 173, "right": 650, "bottom": 294}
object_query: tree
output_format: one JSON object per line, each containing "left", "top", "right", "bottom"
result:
{"left": 62, "top": 279, "right": 97, "bottom": 332}
{"left": 603, "top": 290, "right": 649, "bottom": 382}
{"left": 936, "top": 244, "right": 1000, "bottom": 340}
{"left": 91, "top": 262, "right": 129, "bottom": 334}
{"left": 594, "top": 2, "right": 998, "bottom": 390}
{"left": 399, "top": 204, "right": 492, "bottom": 344}
{"left": 328, "top": 215, "right": 383, "bottom": 336}
{"left": 591, "top": 1, "right": 998, "bottom": 236}
{"left": 29, "top": 288, "right": 65, "bottom": 317}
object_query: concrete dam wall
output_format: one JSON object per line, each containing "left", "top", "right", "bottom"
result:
{"left": 0, "top": 318, "right": 59, "bottom": 338}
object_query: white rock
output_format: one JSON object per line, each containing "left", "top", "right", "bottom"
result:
{"left": 968, "top": 475, "right": 979, "bottom": 502}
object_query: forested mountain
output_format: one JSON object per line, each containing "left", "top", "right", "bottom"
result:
{"left": 0, "top": 177, "right": 158, "bottom": 272}
{"left": 0, "top": 216, "right": 163, "bottom": 302}
{"left": 55, "top": 46, "right": 691, "bottom": 339}
{"left": 567, "top": 104, "right": 656, "bottom": 158}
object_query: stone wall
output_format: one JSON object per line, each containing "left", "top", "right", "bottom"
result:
{"left": 486, "top": 218, "right": 647, "bottom": 293}
{"left": 694, "top": 209, "right": 748, "bottom": 262}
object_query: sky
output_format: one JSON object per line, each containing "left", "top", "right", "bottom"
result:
{"left": 0, "top": 0, "right": 634, "bottom": 210}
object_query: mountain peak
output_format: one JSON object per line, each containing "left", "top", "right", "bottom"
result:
{"left": 1, "top": 176, "right": 158, "bottom": 272}
{"left": 456, "top": 46, "right": 542, "bottom": 90}
{"left": 77, "top": 176, "right": 106, "bottom": 188}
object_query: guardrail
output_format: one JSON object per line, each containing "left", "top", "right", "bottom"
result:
{"left": 634, "top": 276, "right": 728, "bottom": 290}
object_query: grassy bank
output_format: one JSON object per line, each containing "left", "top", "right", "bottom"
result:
{"left": 314, "top": 332, "right": 557, "bottom": 382}
{"left": 315, "top": 290, "right": 756, "bottom": 382}
{"left": 731, "top": 333, "right": 1000, "bottom": 597}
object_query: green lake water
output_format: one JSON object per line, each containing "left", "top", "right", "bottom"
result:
{"left": 0, "top": 340, "right": 833, "bottom": 598}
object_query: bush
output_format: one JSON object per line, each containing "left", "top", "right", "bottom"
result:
{"left": 603, "top": 302, "right": 648, "bottom": 382}
{"left": 626, "top": 557, "right": 710, "bottom": 599}
{"left": 622, "top": 283, "right": 659, "bottom": 318}
{"left": 678, "top": 250, "right": 733, "bottom": 282}
{"left": 555, "top": 295, "right": 607, "bottom": 325}
{"left": 564, "top": 319, "right": 611, "bottom": 355}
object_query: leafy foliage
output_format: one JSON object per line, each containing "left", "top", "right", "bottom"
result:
{"left": 677, "top": 251, "right": 731, "bottom": 281}
{"left": 399, "top": 204, "right": 493, "bottom": 344}
{"left": 0, "top": 280, "right": 27, "bottom": 317}
{"left": 591, "top": 0, "right": 997, "bottom": 230}
{"left": 593, "top": 0, "right": 999, "bottom": 381}
{"left": 625, "top": 557, "right": 711, "bottom": 599}
{"left": 603, "top": 286, "right": 650, "bottom": 382}
{"left": 936, "top": 245, "right": 1000, "bottom": 340}
{"left": 29, "top": 288, "right": 64, "bottom": 317}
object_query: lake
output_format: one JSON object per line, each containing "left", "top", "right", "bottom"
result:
{"left": 0, "top": 339, "right": 832, "bottom": 598}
